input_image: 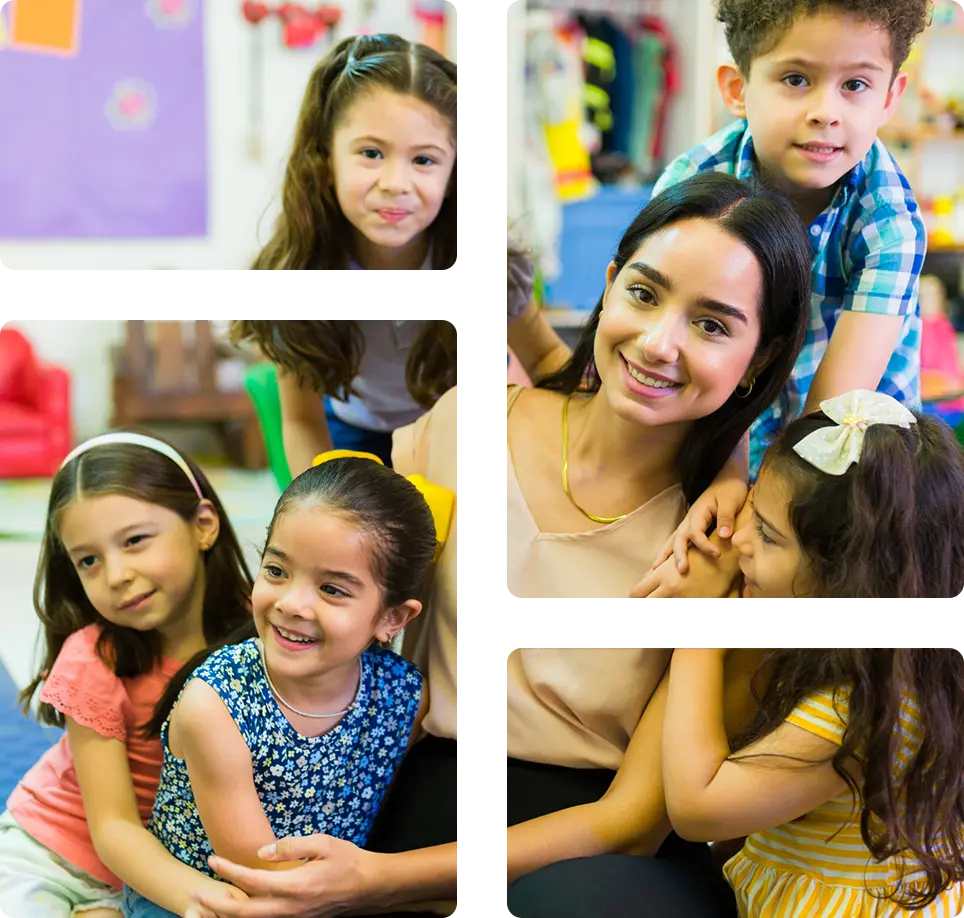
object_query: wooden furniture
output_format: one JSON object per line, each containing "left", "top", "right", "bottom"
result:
{"left": 112, "top": 321, "right": 265, "bottom": 469}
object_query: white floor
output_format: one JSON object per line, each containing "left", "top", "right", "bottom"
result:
{"left": 0, "top": 471, "right": 278, "bottom": 691}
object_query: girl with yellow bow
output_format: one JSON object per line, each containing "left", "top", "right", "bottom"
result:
{"left": 646, "top": 396, "right": 964, "bottom": 918}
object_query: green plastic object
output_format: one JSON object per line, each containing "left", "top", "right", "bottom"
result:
{"left": 957, "top": 418, "right": 964, "bottom": 449}
{"left": 244, "top": 362, "right": 291, "bottom": 491}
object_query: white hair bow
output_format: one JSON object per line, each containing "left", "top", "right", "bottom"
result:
{"left": 792, "top": 389, "right": 917, "bottom": 475}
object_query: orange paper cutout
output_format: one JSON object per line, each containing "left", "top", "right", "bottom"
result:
{"left": 10, "top": 0, "right": 80, "bottom": 55}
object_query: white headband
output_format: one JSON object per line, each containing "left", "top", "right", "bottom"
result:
{"left": 59, "top": 432, "right": 204, "bottom": 499}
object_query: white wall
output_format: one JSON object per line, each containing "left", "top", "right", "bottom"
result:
{"left": 0, "top": 2, "right": 455, "bottom": 270}
{"left": 446, "top": 0, "right": 511, "bottom": 71}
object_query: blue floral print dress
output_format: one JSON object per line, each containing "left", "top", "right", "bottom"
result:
{"left": 147, "top": 639, "right": 422, "bottom": 874}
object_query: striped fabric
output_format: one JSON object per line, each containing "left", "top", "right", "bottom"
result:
{"left": 652, "top": 120, "right": 926, "bottom": 476}
{"left": 723, "top": 687, "right": 964, "bottom": 917}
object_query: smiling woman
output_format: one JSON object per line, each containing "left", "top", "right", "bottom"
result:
{"left": 490, "top": 173, "right": 809, "bottom": 918}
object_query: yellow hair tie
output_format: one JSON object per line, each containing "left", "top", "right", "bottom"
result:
{"left": 311, "top": 450, "right": 453, "bottom": 555}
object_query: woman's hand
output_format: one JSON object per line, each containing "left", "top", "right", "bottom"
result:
{"left": 632, "top": 548, "right": 740, "bottom": 599}
{"left": 190, "top": 835, "right": 374, "bottom": 918}
{"left": 185, "top": 884, "right": 249, "bottom": 918}
{"left": 651, "top": 477, "right": 749, "bottom": 574}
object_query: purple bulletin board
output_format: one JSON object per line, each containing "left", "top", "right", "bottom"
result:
{"left": 0, "top": 0, "right": 208, "bottom": 238}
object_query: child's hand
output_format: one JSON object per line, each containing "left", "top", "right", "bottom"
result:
{"left": 632, "top": 547, "right": 740, "bottom": 598}
{"left": 652, "top": 477, "right": 749, "bottom": 574}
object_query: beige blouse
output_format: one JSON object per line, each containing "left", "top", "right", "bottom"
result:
{"left": 504, "top": 388, "right": 686, "bottom": 770}
{"left": 392, "top": 386, "right": 686, "bottom": 769}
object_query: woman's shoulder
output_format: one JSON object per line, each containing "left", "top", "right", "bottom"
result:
{"left": 507, "top": 384, "right": 562, "bottom": 417}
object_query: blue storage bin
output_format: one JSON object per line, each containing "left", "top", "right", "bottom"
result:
{"left": 545, "top": 185, "right": 652, "bottom": 312}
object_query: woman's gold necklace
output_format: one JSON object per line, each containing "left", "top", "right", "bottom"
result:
{"left": 561, "top": 393, "right": 628, "bottom": 525}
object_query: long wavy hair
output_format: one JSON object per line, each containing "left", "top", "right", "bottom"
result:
{"left": 538, "top": 172, "right": 812, "bottom": 503}
{"left": 231, "top": 320, "right": 456, "bottom": 410}
{"left": 20, "top": 435, "right": 253, "bottom": 727}
{"left": 730, "top": 649, "right": 964, "bottom": 909}
{"left": 147, "top": 456, "right": 437, "bottom": 736}
{"left": 252, "top": 34, "right": 457, "bottom": 270}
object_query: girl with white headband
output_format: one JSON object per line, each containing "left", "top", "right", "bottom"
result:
{"left": 0, "top": 432, "right": 254, "bottom": 918}
{"left": 654, "top": 400, "right": 964, "bottom": 913}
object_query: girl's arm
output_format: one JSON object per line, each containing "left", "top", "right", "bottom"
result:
{"left": 662, "top": 650, "right": 849, "bottom": 842}
{"left": 631, "top": 499, "right": 753, "bottom": 599}
{"left": 67, "top": 718, "right": 244, "bottom": 917}
{"left": 200, "top": 651, "right": 757, "bottom": 918}
{"left": 277, "top": 369, "right": 332, "bottom": 478}
{"left": 172, "top": 678, "right": 303, "bottom": 872}
{"left": 506, "top": 297, "right": 572, "bottom": 384}
{"left": 652, "top": 433, "right": 751, "bottom": 574}
{"left": 507, "top": 649, "right": 762, "bottom": 883}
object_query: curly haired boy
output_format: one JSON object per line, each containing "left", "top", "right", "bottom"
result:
{"left": 636, "top": 0, "right": 932, "bottom": 597}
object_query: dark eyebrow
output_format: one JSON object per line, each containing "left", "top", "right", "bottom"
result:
{"left": 264, "top": 546, "right": 365, "bottom": 588}
{"left": 694, "top": 296, "right": 749, "bottom": 325}
{"left": 754, "top": 508, "right": 788, "bottom": 542}
{"left": 625, "top": 262, "right": 748, "bottom": 325}
{"left": 771, "top": 56, "right": 886, "bottom": 73}
{"left": 626, "top": 261, "right": 673, "bottom": 291}
{"left": 66, "top": 523, "right": 155, "bottom": 555}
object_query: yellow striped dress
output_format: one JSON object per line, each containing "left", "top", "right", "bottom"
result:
{"left": 723, "top": 688, "right": 964, "bottom": 918}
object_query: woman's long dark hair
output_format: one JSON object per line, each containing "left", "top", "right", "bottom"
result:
{"left": 538, "top": 172, "right": 811, "bottom": 503}
{"left": 20, "top": 436, "right": 253, "bottom": 727}
{"left": 252, "top": 34, "right": 456, "bottom": 270}
{"left": 231, "top": 320, "right": 456, "bottom": 411}
{"left": 147, "top": 456, "right": 437, "bottom": 736}
{"left": 731, "top": 649, "right": 964, "bottom": 909}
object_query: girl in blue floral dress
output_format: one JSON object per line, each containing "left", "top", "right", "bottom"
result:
{"left": 123, "top": 455, "right": 436, "bottom": 917}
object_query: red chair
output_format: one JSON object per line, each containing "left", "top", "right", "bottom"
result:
{"left": 0, "top": 327, "right": 71, "bottom": 478}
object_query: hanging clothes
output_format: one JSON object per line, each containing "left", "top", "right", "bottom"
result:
{"left": 639, "top": 15, "right": 680, "bottom": 165}
{"left": 522, "top": 10, "right": 595, "bottom": 280}
{"left": 626, "top": 15, "right": 680, "bottom": 180}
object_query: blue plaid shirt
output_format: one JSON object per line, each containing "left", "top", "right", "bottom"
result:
{"left": 652, "top": 120, "right": 926, "bottom": 475}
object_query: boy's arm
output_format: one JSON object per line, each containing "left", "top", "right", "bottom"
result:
{"left": 173, "top": 678, "right": 303, "bottom": 872}
{"left": 67, "top": 718, "right": 242, "bottom": 917}
{"left": 805, "top": 193, "right": 925, "bottom": 413}
{"left": 803, "top": 311, "right": 904, "bottom": 412}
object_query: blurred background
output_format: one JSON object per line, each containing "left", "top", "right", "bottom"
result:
{"left": 0, "top": 0, "right": 455, "bottom": 269}
{"left": 0, "top": 0, "right": 504, "bottom": 796}
{"left": 506, "top": 0, "right": 964, "bottom": 436}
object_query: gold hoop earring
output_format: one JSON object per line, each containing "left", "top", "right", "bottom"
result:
{"left": 736, "top": 377, "right": 755, "bottom": 399}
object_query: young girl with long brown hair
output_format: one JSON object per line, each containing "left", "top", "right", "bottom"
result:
{"left": 253, "top": 33, "right": 456, "bottom": 271}
{"left": 654, "top": 398, "right": 964, "bottom": 916}
{"left": 0, "top": 433, "right": 253, "bottom": 918}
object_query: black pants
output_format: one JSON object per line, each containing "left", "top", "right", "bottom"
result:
{"left": 508, "top": 853, "right": 739, "bottom": 918}
{"left": 507, "top": 757, "right": 737, "bottom": 918}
